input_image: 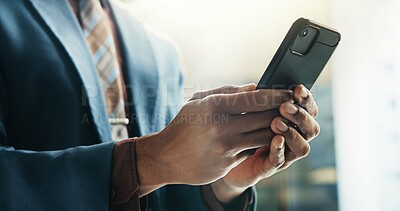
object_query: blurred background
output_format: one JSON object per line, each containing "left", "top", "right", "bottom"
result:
{"left": 122, "top": 0, "right": 400, "bottom": 210}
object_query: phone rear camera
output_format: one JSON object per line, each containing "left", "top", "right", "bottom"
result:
{"left": 292, "top": 26, "right": 319, "bottom": 55}
{"left": 300, "top": 29, "right": 309, "bottom": 38}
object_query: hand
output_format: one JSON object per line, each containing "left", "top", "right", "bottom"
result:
{"left": 134, "top": 84, "right": 293, "bottom": 196}
{"left": 271, "top": 85, "right": 319, "bottom": 169}
{"left": 211, "top": 85, "right": 320, "bottom": 203}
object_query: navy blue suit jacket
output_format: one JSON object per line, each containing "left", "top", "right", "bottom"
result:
{"left": 0, "top": 0, "right": 212, "bottom": 210}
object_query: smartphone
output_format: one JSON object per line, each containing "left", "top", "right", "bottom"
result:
{"left": 257, "top": 18, "right": 341, "bottom": 90}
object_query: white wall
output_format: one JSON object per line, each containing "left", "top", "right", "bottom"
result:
{"left": 126, "top": 0, "right": 331, "bottom": 98}
{"left": 332, "top": 1, "right": 400, "bottom": 210}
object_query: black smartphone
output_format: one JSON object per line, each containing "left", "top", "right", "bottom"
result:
{"left": 257, "top": 18, "right": 341, "bottom": 90}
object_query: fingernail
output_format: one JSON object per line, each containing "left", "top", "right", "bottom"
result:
{"left": 285, "top": 103, "right": 298, "bottom": 114}
{"left": 276, "top": 120, "right": 288, "bottom": 132}
{"left": 300, "top": 86, "right": 309, "bottom": 98}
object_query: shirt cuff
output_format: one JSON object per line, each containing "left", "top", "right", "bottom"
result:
{"left": 109, "top": 137, "right": 143, "bottom": 211}
{"left": 201, "top": 184, "right": 255, "bottom": 211}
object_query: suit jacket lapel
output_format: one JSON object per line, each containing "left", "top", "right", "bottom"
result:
{"left": 109, "top": 1, "right": 160, "bottom": 136}
{"left": 29, "top": 0, "right": 112, "bottom": 143}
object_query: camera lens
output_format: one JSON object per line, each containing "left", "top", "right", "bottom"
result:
{"left": 300, "top": 29, "right": 309, "bottom": 38}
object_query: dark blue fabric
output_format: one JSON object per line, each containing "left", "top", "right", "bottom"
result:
{"left": 0, "top": 0, "right": 117, "bottom": 209}
{"left": 0, "top": 143, "right": 115, "bottom": 210}
{"left": 164, "top": 185, "right": 207, "bottom": 211}
{"left": 0, "top": 0, "right": 210, "bottom": 210}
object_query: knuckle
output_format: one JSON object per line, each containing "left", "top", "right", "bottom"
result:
{"left": 290, "top": 111, "right": 306, "bottom": 127}
{"left": 297, "top": 109, "right": 308, "bottom": 123}
{"left": 192, "top": 91, "right": 203, "bottom": 100}
{"left": 287, "top": 127, "right": 298, "bottom": 140}
{"left": 219, "top": 85, "right": 228, "bottom": 93}
{"left": 221, "top": 85, "right": 237, "bottom": 94}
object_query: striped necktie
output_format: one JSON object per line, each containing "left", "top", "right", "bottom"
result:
{"left": 79, "top": 0, "right": 129, "bottom": 141}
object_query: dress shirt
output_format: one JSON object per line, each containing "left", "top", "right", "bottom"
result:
{"left": 68, "top": 1, "right": 254, "bottom": 210}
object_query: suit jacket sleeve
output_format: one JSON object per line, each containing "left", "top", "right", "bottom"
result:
{"left": 201, "top": 184, "right": 257, "bottom": 211}
{"left": 0, "top": 73, "right": 115, "bottom": 210}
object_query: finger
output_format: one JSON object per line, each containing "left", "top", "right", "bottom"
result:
{"left": 294, "top": 85, "right": 318, "bottom": 117}
{"left": 279, "top": 102, "right": 320, "bottom": 141}
{"left": 265, "top": 135, "right": 285, "bottom": 168}
{"left": 232, "top": 128, "right": 275, "bottom": 153}
{"left": 190, "top": 84, "right": 256, "bottom": 101}
{"left": 206, "top": 89, "right": 293, "bottom": 114}
{"left": 234, "top": 146, "right": 270, "bottom": 167}
{"left": 228, "top": 109, "right": 280, "bottom": 133}
{"left": 270, "top": 117, "right": 311, "bottom": 158}
{"left": 278, "top": 150, "right": 299, "bottom": 170}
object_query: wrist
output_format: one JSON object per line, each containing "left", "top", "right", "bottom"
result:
{"left": 135, "top": 132, "right": 174, "bottom": 196}
{"left": 210, "top": 178, "right": 248, "bottom": 204}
